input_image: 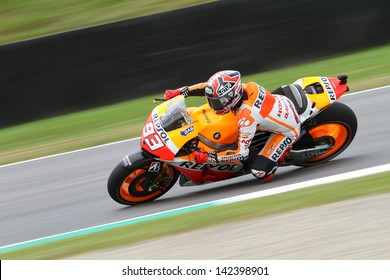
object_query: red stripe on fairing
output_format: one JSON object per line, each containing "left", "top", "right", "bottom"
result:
{"left": 328, "top": 77, "right": 349, "bottom": 100}
{"left": 175, "top": 166, "right": 237, "bottom": 183}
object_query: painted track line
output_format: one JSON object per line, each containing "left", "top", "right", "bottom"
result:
{"left": 1, "top": 85, "right": 389, "bottom": 169}
{"left": 0, "top": 138, "right": 138, "bottom": 168}
{"left": 1, "top": 163, "right": 389, "bottom": 253}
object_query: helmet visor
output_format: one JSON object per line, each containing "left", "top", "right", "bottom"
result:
{"left": 207, "top": 96, "right": 231, "bottom": 110}
{"left": 207, "top": 90, "right": 234, "bottom": 110}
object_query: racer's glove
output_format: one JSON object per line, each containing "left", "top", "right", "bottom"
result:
{"left": 192, "top": 148, "right": 218, "bottom": 164}
{"left": 164, "top": 86, "right": 189, "bottom": 100}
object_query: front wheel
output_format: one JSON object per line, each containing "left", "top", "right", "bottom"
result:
{"left": 296, "top": 102, "right": 358, "bottom": 167}
{"left": 107, "top": 159, "right": 179, "bottom": 206}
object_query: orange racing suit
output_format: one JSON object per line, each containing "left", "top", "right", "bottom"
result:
{"left": 180, "top": 81, "right": 301, "bottom": 178}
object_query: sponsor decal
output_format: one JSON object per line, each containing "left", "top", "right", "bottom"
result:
{"left": 265, "top": 141, "right": 275, "bottom": 156}
{"left": 254, "top": 86, "right": 266, "bottom": 109}
{"left": 180, "top": 126, "right": 194, "bottom": 136}
{"left": 148, "top": 162, "right": 161, "bottom": 172}
{"left": 321, "top": 77, "right": 336, "bottom": 101}
{"left": 238, "top": 118, "right": 251, "bottom": 127}
{"left": 152, "top": 113, "right": 170, "bottom": 144}
{"left": 219, "top": 153, "right": 246, "bottom": 162}
{"left": 202, "top": 109, "right": 212, "bottom": 124}
{"left": 217, "top": 82, "right": 233, "bottom": 96}
{"left": 122, "top": 155, "right": 132, "bottom": 167}
{"left": 241, "top": 131, "right": 251, "bottom": 139}
{"left": 271, "top": 137, "right": 293, "bottom": 161}
{"left": 276, "top": 99, "right": 283, "bottom": 118}
{"left": 178, "top": 162, "right": 238, "bottom": 171}
{"left": 238, "top": 108, "right": 254, "bottom": 127}
{"left": 241, "top": 138, "right": 252, "bottom": 147}
{"left": 287, "top": 151, "right": 319, "bottom": 160}
{"left": 283, "top": 99, "right": 290, "bottom": 119}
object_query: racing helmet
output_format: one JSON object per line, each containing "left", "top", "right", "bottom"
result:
{"left": 205, "top": 70, "right": 243, "bottom": 115}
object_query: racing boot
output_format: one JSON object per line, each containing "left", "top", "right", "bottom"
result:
{"left": 259, "top": 147, "right": 291, "bottom": 182}
{"left": 259, "top": 147, "right": 292, "bottom": 182}
{"left": 251, "top": 155, "right": 278, "bottom": 183}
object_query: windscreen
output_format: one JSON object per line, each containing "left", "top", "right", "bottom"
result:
{"left": 160, "top": 98, "right": 193, "bottom": 132}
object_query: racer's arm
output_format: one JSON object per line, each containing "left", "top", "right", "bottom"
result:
{"left": 164, "top": 83, "right": 206, "bottom": 99}
{"left": 193, "top": 122, "right": 257, "bottom": 164}
{"left": 214, "top": 119, "right": 257, "bottom": 162}
{"left": 192, "top": 83, "right": 264, "bottom": 164}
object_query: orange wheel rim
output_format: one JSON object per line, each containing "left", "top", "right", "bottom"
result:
{"left": 308, "top": 123, "right": 348, "bottom": 161}
{"left": 119, "top": 166, "right": 175, "bottom": 203}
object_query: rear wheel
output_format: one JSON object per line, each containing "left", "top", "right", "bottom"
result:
{"left": 296, "top": 102, "right": 357, "bottom": 167}
{"left": 107, "top": 159, "right": 179, "bottom": 205}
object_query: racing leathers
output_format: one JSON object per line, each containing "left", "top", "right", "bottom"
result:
{"left": 165, "top": 81, "right": 301, "bottom": 180}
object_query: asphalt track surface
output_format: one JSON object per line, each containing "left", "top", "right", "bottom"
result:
{"left": 1, "top": 87, "right": 389, "bottom": 247}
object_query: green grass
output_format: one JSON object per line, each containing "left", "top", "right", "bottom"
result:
{"left": 1, "top": 0, "right": 389, "bottom": 262}
{"left": 1, "top": 171, "right": 389, "bottom": 259}
{"left": 0, "top": 0, "right": 216, "bottom": 44}
{"left": 244, "top": 43, "right": 390, "bottom": 92}
{"left": 1, "top": 43, "right": 389, "bottom": 166}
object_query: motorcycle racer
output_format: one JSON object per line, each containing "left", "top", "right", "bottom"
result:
{"left": 164, "top": 70, "right": 301, "bottom": 182}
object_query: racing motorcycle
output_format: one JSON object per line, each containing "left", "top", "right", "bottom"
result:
{"left": 108, "top": 75, "right": 357, "bottom": 205}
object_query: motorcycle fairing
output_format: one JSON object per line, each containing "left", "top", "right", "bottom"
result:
{"left": 189, "top": 104, "right": 239, "bottom": 149}
{"left": 171, "top": 160, "right": 244, "bottom": 184}
{"left": 140, "top": 109, "right": 178, "bottom": 160}
{"left": 294, "top": 76, "right": 349, "bottom": 122}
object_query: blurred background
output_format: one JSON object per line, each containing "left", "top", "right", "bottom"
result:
{"left": 1, "top": 0, "right": 390, "bottom": 165}
{"left": 1, "top": 0, "right": 390, "bottom": 261}
{"left": 1, "top": 0, "right": 389, "bottom": 128}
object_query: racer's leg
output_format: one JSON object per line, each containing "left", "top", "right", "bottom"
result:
{"left": 251, "top": 133, "right": 294, "bottom": 181}
{"left": 250, "top": 95, "right": 301, "bottom": 182}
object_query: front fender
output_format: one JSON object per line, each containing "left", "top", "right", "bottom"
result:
{"left": 121, "top": 149, "right": 154, "bottom": 168}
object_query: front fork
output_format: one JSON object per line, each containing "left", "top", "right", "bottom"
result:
{"left": 142, "top": 161, "right": 175, "bottom": 193}
{"left": 121, "top": 150, "right": 173, "bottom": 193}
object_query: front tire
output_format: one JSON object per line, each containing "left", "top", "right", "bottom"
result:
{"left": 107, "top": 159, "right": 179, "bottom": 205}
{"left": 296, "top": 102, "right": 358, "bottom": 167}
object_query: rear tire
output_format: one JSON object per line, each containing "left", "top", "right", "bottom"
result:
{"left": 296, "top": 102, "right": 357, "bottom": 167}
{"left": 107, "top": 159, "right": 179, "bottom": 205}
